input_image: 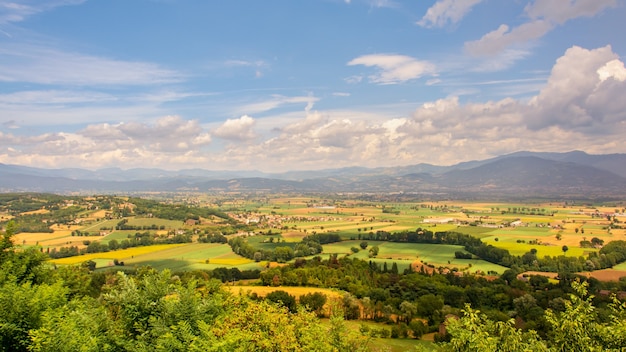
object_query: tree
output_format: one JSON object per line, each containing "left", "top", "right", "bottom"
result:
{"left": 591, "top": 237, "right": 604, "bottom": 247}
{"left": 108, "top": 239, "right": 119, "bottom": 251}
{"left": 399, "top": 300, "right": 417, "bottom": 323}
{"left": 562, "top": 245, "right": 569, "bottom": 255}
{"left": 359, "top": 241, "right": 368, "bottom": 250}
{"left": 409, "top": 320, "right": 427, "bottom": 339}
{"left": 433, "top": 280, "right": 626, "bottom": 352}
{"left": 390, "top": 262, "right": 399, "bottom": 275}
{"left": 299, "top": 292, "right": 327, "bottom": 317}
{"left": 266, "top": 290, "right": 297, "bottom": 313}
{"left": 436, "top": 305, "right": 549, "bottom": 352}
{"left": 369, "top": 245, "right": 379, "bottom": 257}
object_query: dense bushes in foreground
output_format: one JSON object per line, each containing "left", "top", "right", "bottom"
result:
{"left": 0, "top": 222, "right": 368, "bottom": 352}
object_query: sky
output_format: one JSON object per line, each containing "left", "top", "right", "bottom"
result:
{"left": 0, "top": 0, "right": 625, "bottom": 172}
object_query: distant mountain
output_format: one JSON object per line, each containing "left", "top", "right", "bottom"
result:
{"left": 1, "top": 151, "right": 625, "bottom": 198}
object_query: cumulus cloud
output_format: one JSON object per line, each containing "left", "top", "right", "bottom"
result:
{"left": 418, "top": 0, "right": 482, "bottom": 28}
{"left": 81, "top": 116, "right": 211, "bottom": 152}
{"left": 0, "top": 115, "right": 214, "bottom": 169}
{"left": 527, "top": 45, "right": 626, "bottom": 130}
{"left": 465, "top": 0, "right": 616, "bottom": 57}
{"left": 212, "top": 115, "right": 257, "bottom": 141}
{"left": 347, "top": 54, "right": 436, "bottom": 84}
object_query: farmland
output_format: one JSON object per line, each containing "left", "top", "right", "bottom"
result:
{"left": 4, "top": 194, "right": 625, "bottom": 277}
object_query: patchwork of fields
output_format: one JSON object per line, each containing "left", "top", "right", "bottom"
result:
{"left": 9, "top": 197, "right": 625, "bottom": 281}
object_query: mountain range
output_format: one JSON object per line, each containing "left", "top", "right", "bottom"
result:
{"left": 1, "top": 151, "right": 626, "bottom": 199}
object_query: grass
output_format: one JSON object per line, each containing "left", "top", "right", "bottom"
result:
{"left": 482, "top": 235, "right": 594, "bottom": 257}
{"left": 323, "top": 240, "right": 508, "bottom": 274}
{"left": 613, "top": 261, "right": 626, "bottom": 271}
{"left": 100, "top": 231, "right": 135, "bottom": 242}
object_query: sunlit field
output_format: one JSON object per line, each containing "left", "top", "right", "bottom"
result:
{"left": 49, "top": 244, "right": 187, "bottom": 265}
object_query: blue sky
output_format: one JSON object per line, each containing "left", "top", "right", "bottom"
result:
{"left": 0, "top": 0, "right": 625, "bottom": 172}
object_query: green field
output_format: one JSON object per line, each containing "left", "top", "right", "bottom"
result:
{"left": 100, "top": 230, "right": 135, "bottom": 242}
{"left": 50, "top": 243, "right": 264, "bottom": 272}
{"left": 613, "top": 261, "right": 626, "bottom": 271}
{"left": 122, "top": 243, "right": 263, "bottom": 271}
{"left": 482, "top": 235, "right": 595, "bottom": 257}
{"left": 322, "top": 240, "right": 508, "bottom": 274}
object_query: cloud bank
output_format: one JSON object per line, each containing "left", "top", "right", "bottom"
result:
{"left": 1, "top": 45, "right": 624, "bottom": 171}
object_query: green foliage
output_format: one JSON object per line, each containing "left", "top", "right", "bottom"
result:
{"left": 265, "top": 290, "right": 297, "bottom": 313}
{"left": 29, "top": 299, "right": 118, "bottom": 352}
{"left": 441, "top": 305, "right": 549, "bottom": 352}
{"left": 300, "top": 292, "right": 327, "bottom": 316}
{"left": 0, "top": 280, "right": 69, "bottom": 352}
{"left": 544, "top": 280, "right": 626, "bottom": 351}
{"left": 438, "top": 280, "right": 626, "bottom": 352}
{"left": 0, "top": 221, "right": 48, "bottom": 285}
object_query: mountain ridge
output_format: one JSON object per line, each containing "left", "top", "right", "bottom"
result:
{"left": 1, "top": 151, "right": 625, "bottom": 198}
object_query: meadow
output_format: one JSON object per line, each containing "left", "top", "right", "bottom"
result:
{"left": 323, "top": 240, "right": 508, "bottom": 274}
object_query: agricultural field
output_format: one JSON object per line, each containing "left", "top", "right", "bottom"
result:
{"left": 323, "top": 240, "right": 508, "bottom": 274}
{"left": 49, "top": 243, "right": 264, "bottom": 272}
{"left": 4, "top": 194, "right": 626, "bottom": 280}
{"left": 225, "top": 285, "right": 344, "bottom": 300}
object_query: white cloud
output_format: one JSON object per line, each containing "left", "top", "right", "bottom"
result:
{"left": 1, "top": 46, "right": 625, "bottom": 171}
{"left": 465, "top": 0, "right": 616, "bottom": 57}
{"left": 525, "top": 0, "right": 617, "bottom": 24}
{"left": 527, "top": 45, "right": 626, "bottom": 130}
{"left": 417, "top": 0, "right": 482, "bottom": 28}
{"left": 597, "top": 59, "right": 626, "bottom": 82}
{"left": 0, "top": 0, "right": 85, "bottom": 24}
{"left": 212, "top": 115, "right": 257, "bottom": 141}
{"left": 469, "top": 48, "right": 531, "bottom": 72}
{"left": 0, "top": 115, "right": 213, "bottom": 169}
{"left": 347, "top": 54, "right": 436, "bottom": 84}
{"left": 0, "top": 90, "right": 117, "bottom": 105}
{"left": 236, "top": 95, "right": 319, "bottom": 115}
{"left": 0, "top": 43, "right": 182, "bottom": 86}
{"left": 465, "top": 21, "right": 551, "bottom": 57}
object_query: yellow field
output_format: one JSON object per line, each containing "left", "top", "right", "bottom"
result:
{"left": 224, "top": 285, "right": 344, "bottom": 300}
{"left": 40, "top": 235, "right": 105, "bottom": 248}
{"left": 206, "top": 258, "right": 253, "bottom": 265}
{"left": 49, "top": 244, "right": 186, "bottom": 265}
{"left": 16, "top": 227, "right": 104, "bottom": 248}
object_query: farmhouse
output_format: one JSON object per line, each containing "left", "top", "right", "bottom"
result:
{"left": 423, "top": 217, "right": 454, "bottom": 224}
